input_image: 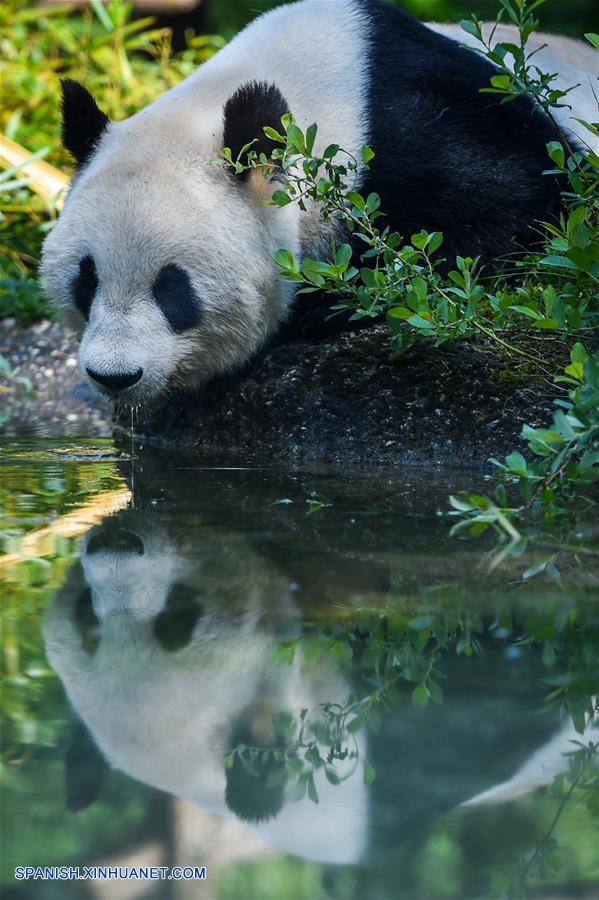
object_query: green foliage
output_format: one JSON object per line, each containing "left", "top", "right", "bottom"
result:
{"left": 461, "top": 0, "right": 599, "bottom": 295}
{"left": 461, "top": 0, "right": 580, "bottom": 114}
{"left": 0, "top": 352, "right": 33, "bottom": 428}
{"left": 0, "top": 150, "right": 56, "bottom": 323}
{"left": 449, "top": 344, "right": 599, "bottom": 542}
{"left": 0, "top": 1, "right": 224, "bottom": 159}
{"left": 0, "top": 0, "right": 225, "bottom": 323}
{"left": 542, "top": 143, "right": 599, "bottom": 289}
{"left": 444, "top": 3, "right": 599, "bottom": 542}
{"left": 222, "top": 112, "right": 596, "bottom": 368}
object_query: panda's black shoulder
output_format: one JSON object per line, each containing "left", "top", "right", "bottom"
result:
{"left": 359, "top": 0, "right": 505, "bottom": 80}
{"left": 358, "top": 0, "right": 558, "bottom": 144}
{"left": 358, "top": 0, "right": 563, "bottom": 262}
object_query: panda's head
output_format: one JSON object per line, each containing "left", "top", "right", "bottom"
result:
{"left": 40, "top": 80, "right": 300, "bottom": 405}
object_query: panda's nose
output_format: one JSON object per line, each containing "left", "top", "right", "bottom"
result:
{"left": 86, "top": 367, "right": 143, "bottom": 392}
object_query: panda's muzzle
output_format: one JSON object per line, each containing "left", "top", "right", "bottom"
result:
{"left": 85, "top": 367, "right": 143, "bottom": 394}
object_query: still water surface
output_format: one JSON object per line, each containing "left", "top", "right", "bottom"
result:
{"left": 1, "top": 439, "right": 598, "bottom": 899}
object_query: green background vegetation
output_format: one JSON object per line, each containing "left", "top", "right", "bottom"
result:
{"left": 207, "top": 0, "right": 597, "bottom": 37}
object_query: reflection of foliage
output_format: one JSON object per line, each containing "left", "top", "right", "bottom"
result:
{"left": 502, "top": 741, "right": 599, "bottom": 898}
{"left": 1, "top": 758, "right": 160, "bottom": 886}
{"left": 225, "top": 709, "right": 599, "bottom": 898}
{"left": 226, "top": 591, "right": 597, "bottom": 841}
{"left": 225, "top": 706, "right": 367, "bottom": 809}
{"left": 1, "top": 448, "right": 125, "bottom": 764}
{"left": 2, "top": 445, "right": 598, "bottom": 896}
{"left": 218, "top": 768, "right": 599, "bottom": 900}
{"left": 1, "top": 583, "right": 65, "bottom": 768}
{"left": 1, "top": 446, "right": 123, "bottom": 541}
{"left": 0, "top": 451, "right": 157, "bottom": 888}
{"left": 274, "top": 594, "right": 598, "bottom": 731}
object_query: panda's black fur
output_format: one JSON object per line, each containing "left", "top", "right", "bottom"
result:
{"left": 61, "top": 79, "right": 110, "bottom": 170}
{"left": 363, "top": 1, "right": 564, "bottom": 260}
{"left": 277, "top": 0, "right": 566, "bottom": 340}
{"left": 223, "top": 81, "right": 290, "bottom": 181}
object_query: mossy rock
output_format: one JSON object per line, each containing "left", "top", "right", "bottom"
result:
{"left": 129, "top": 326, "right": 568, "bottom": 468}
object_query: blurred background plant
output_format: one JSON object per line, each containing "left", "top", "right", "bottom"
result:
{"left": 0, "top": 0, "right": 225, "bottom": 322}
{"left": 206, "top": 0, "right": 597, "bottom": 38}
{"left": 0, "top": 0, "right": 595, "bottom": 324}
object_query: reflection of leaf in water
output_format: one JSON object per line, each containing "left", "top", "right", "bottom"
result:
{"left": 412, "top": 683, "right": 430, "bottom": 706}
{"left": 265, "top": 767, "right": 287, "bottom": 790}
{"left": 508, "top": 741, "right": 599, "bottom": 896}
{"left": 1, "top": 487, "right": 131, "bottom": 569}
{"left": 287, "top": 778, "right": 306, "bottom": 802}
{"left": 363, "top": 759, "right": 376, "bottom": 785}
{"left": 273, "top": 639, "right": 297, "bottom": 667}
{"left": 347, "top": 714, "right": 365, "bottom": 733}
{"left": 307, "top": 773, "right": 319, "bottom": 804}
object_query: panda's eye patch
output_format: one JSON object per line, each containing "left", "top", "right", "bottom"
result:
{"left": 153, "top": 583, "right": 204, "bottom": 652}
{"left": 152, "top": 264, "right": 201, "bottom": 333}
{"left": 71, "top": 255, "right": 98, "bottom": 320}
{"left": 73, "top": 587, "right": 100, "bottom": 656}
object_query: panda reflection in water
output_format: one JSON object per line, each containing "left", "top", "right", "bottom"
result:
{"left": 40, "top": 0, "right": 597, "bottom": 406}
{"left": 44, "top": 505, "right": 598, "bottom": 864}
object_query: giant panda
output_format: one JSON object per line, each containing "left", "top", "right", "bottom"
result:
{"left": 40, "top": 0, "right": 597, "bottom": 407}
{"left": 44, "top": 499, "right": 598, "bottom": 866}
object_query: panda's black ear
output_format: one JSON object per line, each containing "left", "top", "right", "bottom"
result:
{"left": 223, "top": 81, "right": 289, "bottom": 179}
{"left": 61, "top": 79, "right": 110, "bottom": 167}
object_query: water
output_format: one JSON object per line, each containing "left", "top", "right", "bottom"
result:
{"left": 1, "top": 438, "right": 598, "bottom": 900}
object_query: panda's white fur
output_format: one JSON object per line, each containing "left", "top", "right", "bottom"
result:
{"left": 40, "top": 0, "right": 597, "bottom": 406}
{"left": 44, "top": 517, "right": 369, "bottom": 864}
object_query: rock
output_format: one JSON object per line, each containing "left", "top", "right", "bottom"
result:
{"left": 0, "top": 317, "right": 569, "bottom": 466}
{"left": 130, "top": 325, "right": 565, "bottom": 468}
{"left": 0, "top": 319, "right": 112, "bottom": 438}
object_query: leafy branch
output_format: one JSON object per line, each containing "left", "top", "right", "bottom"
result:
{"left": 221, "top": 115, "right": 596, "bottom": 367}
{"left": 448, "top": 344, "right": 599, "bottom": 540}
